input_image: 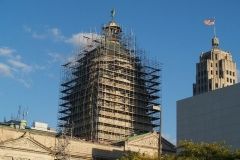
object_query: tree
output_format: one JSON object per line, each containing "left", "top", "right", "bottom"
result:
{"left": 118, "top": 141, "right": 240, "bottom": 160}
{"left": 118, "top": 151, "right": 158, "bottom": 160}
{"left": 163, "top": 141, "right": 240, "bottom": 160}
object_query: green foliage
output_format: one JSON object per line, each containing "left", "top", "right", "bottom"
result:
{"left": 118, "top": 151, "right": 158, "bottom": 160}
{"left": 163, "top": 141, "right": 240, "bottom": 160}
{"left": 118, "top": 141, "right": 240, "bottom": 160}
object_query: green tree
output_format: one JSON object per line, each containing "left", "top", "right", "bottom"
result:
{"left": 118, "top": 151, "right": 158, "bottom": 160}
{"left": 118, "top": 141, "right": 240, "bottom": 160}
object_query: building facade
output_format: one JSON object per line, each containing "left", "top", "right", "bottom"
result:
{"left": 177, "top": 83, "right": 240, "bottom": 149}
{"left": 0, "top": 124, "right": 175, "bottom": 160}
{"left": 58, "top": 12, "right": 161, "bottom": 144}
{"left": 193, "top": 37, "right": 237, "bottom": 95}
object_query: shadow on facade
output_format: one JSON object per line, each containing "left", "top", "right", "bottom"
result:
{"left": 92, "top": 148, "right": 124, "bottom": 160}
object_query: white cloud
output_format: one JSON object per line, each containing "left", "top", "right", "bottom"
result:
{"left": 16, "top": 78, "right": 32, "bottom": 88}
{"left": 0, "top": 47, "right": 15, "bottom": 57}
{"left": 8, "top": 59, "right": 32, "bottom": 73}
{"left": 48, "top": 52, "right": 66, "bottom": 63}
{"left": 65, "top": 32, "right": 99, "bottom": 46}
{"left": 48, "top": 28, "right": 65, "bottom": 41}
{"left": 23, "top": 26, "right": 101, "bottom": 48}
{"left": 23, "top": 25, "right": 66, "bottom": 41}
{"left": 0, "top": 63, "right": 12, "bottom": 77}
{"left": 32, "top": 32, "right": 46, "bottom": 39}
{"left": 23, "top": 25, "right": 47, "bottom": 39}
{"left": 0, "top": 46, "right": 40, "bottom": 88}
{"left": 50, "top": 28, "right": 60, "bottom": 36}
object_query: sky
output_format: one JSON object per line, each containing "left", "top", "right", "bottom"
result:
{"left": 0, "top": 0, "right": 240, "bottom": 144}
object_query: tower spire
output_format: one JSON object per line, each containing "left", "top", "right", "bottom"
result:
{"left": 102, "top": 9, "right": 122, "bottom": 41}
{"left": 212, "top": 36, "right": 219, "bottom": 48}
{"left": 204, "top": 18, "right": 218, "bottom": 48}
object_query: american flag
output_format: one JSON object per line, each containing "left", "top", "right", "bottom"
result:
{"left": 204, "top": 19, "right": 215, "bottom": 26}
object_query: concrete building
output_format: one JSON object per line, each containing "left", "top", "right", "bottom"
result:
{"left": 177, "top": 83, "right": 240, "bottom": 149}
{"left": 58, "top": 10, "right": 161, "bottom": 144}
{"left": 31, "top": 121, "right": 56, "bottom": 133}
{"left": 193, "top": 36, "right": 237, "bottom": 95}
{"left": 0, "top": 122, "right": 176, "bottom": 160}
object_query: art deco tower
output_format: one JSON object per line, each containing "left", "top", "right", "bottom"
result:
{"left": 193, "top": 37, "right": 237, "bottom": 95}
{"left": 58, "top": 11, "right": 161, "bottom": 144}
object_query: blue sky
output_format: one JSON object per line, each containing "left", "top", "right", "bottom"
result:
{"left": 0, "top": 0, "right": 240, "bottom": 144}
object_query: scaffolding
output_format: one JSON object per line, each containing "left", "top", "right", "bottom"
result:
{"left": 58, "top": 17, "right": 161, "bottom": 144}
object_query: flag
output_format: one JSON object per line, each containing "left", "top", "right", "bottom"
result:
{"left": 204, "top": 19, "right": 215, "bottom": 26}
{"left": 111, "top": 9, "right": 116, "bottom": 18}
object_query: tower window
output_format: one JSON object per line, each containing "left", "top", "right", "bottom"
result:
{"left": 215, "top": 54, "right": 218, "bottom": 60}
{"left": 211, "top": 70, "right": 213, "bottom": 75}
{"left": 219, "top": 70, "right": 223, "bottom": 77}
{"left": 233, "top": 72, "right": 235, "bottom": 76}
{"left": 209, "top": 82, "right": 212, "bottom": 90}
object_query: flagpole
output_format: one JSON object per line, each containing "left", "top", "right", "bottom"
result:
{"left": 213, "top": 18, "right": 216, "bottom": 37}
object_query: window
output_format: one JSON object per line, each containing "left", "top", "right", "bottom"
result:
{"left": 216, "top": 63, "right": 218, "bottom": 67}
{"left": 227, "top": 78, "right": 229, "bottom": 82}
{"left": 233, "top": 80, "right": 235, "bottom": 84}
{"left": 227, "top": 70, "right": 229, "bottom": 74}
{"left": 220, "top": 70, "right": 223, "bottom": 77}
{"left": 211, "top": 63, "right": 213, "bottom": 67}
{"left": 216, "top": 71, "right": 218, "bottom": 75}
{"left": 215, "top": 54, "right": 218, "bottom": 60}
{"left": 230, "top": 71, "right": 232, "bottom": 76}
{"left": 215, "top": 83, "right": 218, "bottom": 88}
{"left": 211, "top": 70, "right": 213, "bottom": 75}
{"left": 233, "top": 72, "right": 235, "bottom": 76}
{"left": 230, "top": 79, "right": 232, "bottom": 83}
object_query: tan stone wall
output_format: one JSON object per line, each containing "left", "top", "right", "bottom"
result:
{"left": 0, "top": 126, "right": 124, "bottom": 159}
{"left": 0, "top": 126, "right": 161, "bottom": 159}
{"left": 0, "top": 148, "right": 53, "bottom": 160}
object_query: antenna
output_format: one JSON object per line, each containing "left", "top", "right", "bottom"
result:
{"left": 22, "top": 107, "right": 29, "bottom": 120}
{"left": 17, "top": 105, "right": 22, "bottom": 120}
{"left": 16, "top": 105, "right": 29, "bottom": 120}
